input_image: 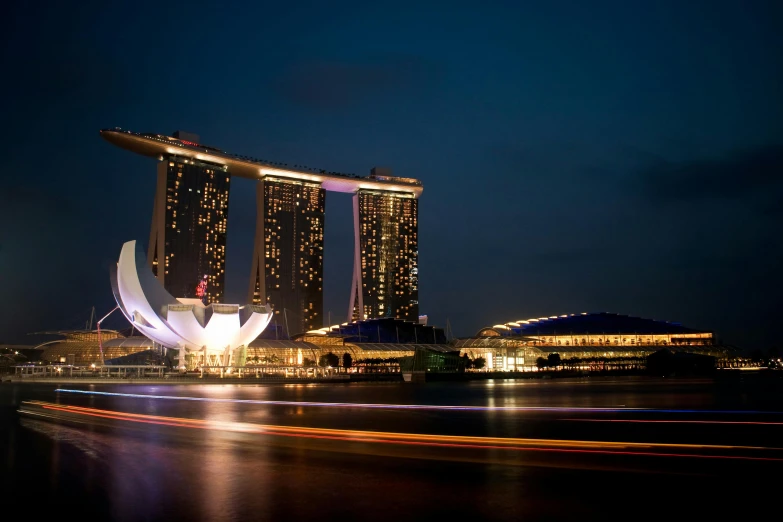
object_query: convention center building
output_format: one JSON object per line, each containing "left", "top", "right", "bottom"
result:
{"left": 454, "top": 312, "right": 735, "bottom": 371}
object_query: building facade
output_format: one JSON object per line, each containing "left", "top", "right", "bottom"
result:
{"left": 101, "top": 129, "right": 424, "bottom": 334}
{"left": 113, "top": 240, "right": 273, "bottom": 369}
{"left": 147, "top": 135, "right": 230, "bottom": 304}
{"left": 348, "top": 170, "right": 419, "bottom": 323}
{"left": 248, "top": 177, "right": 326, "bottom": 335}
{"left": 455, "top": 312, "right": 733, "bottom": 371}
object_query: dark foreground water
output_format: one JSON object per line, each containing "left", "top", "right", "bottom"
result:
{"left": 2, "top": 374, "right": 783, "bottom": 522}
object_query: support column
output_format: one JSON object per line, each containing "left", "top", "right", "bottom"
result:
{"left": 347, "top": 193, "right": 363, "bottom": 322}
{"left": 177, "top": 346, "right": 186, "bottom": 370}
{"left": 248, "top": 180, "right": 266, "bottom": 305}
{"left": 148, "top": 162, "right": 167, "bottom": 284}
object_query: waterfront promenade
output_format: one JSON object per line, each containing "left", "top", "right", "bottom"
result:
{"left": 3, "top": 366, "right": 774, "bottom": 386}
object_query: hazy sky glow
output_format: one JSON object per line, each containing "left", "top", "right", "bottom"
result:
{"left": 2, "top": 0, "right": 781, "bottom": 350}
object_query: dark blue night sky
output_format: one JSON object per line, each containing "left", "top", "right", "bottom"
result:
{"left": 2, "top": 0, "right": 781, "bottom": 350}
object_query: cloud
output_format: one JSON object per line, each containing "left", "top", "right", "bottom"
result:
{"left": 270, "top": 54, "right": 444, "bottom": 108}
{"left": 638, "top": 144, "right": 783, "bottom": 203}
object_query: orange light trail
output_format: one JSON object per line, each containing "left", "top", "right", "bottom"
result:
{"left": 564, "top": 419, "right": 783, "bottom": 426}
{"left": 19, "top": 401, "right": 783, "bottom": 462}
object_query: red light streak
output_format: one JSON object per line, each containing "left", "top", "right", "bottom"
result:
{"left": 20, "top": 401, "right": 783, "bottom": 463}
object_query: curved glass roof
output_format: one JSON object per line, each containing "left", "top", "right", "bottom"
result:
{"left": 480, "top": 312, "right": 710, "bottom": 336}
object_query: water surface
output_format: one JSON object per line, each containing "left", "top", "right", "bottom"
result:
{"left": 2, "top": 375, "right": 781, "bottom": 521}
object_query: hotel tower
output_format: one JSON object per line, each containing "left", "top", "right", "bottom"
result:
{"left": 248, "top": 177, "right": 325, "bottom": 335}
{"left": 146, "top": 131, "right": 230, "bottom": 304}
{"left": 348, "top": 169, "right": 419, "bottom": 323}
{"left": 101, "top": 128, "right": 423, "bottom": 335}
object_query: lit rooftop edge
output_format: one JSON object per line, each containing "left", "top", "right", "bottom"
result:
{"left": 100, "top": 128, "right": 423, "bottom": 197}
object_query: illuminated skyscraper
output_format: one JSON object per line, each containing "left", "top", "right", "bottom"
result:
{"left": 101, "top": 129, "right": 423, "bottom": 332}
{"left": 248, "top": 178, "right": 325, "bottom": 335}
{"left": 148, "top": 132, "right": 230, "bottom": 304}
{"left": 348, "top": 168, "right": 419, "bottom": 323}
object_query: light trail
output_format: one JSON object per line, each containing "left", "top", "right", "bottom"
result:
{"left": 564, "top": 419, "right": 783, "bottom": 426}
{"left": 52, "top": 389, "right": 783, "bottom": 415}
{"left": 19, "top": 401, "right": 783, "bottom": 462}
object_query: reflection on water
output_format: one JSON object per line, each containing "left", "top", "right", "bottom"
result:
{"left": 21, "top": 418, "right": 102, "bottom": 460}
{"left": 3, "top": 375, "right": 783, "bottom": 522}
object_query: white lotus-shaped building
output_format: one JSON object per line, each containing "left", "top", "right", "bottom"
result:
{"left": 110, "top": 240, "right": 273, "bottom": 368}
